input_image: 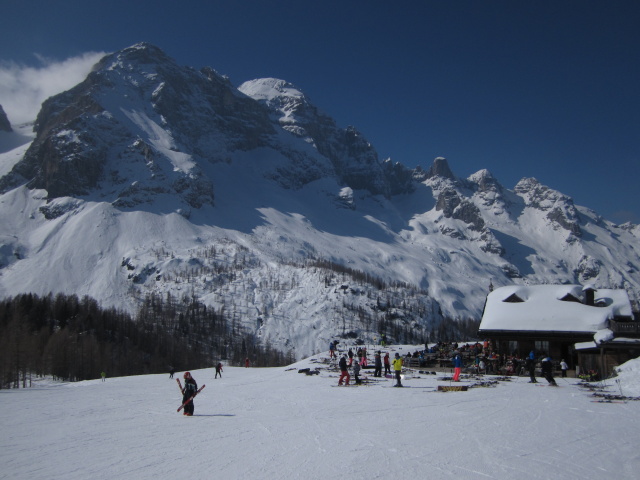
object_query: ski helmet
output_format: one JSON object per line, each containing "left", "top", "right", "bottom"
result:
{"left": 183, "top": 372, "right": 191, "bottom": 379}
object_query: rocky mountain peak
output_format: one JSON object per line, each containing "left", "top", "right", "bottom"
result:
{"left": 427, "top": 157, "right": 456, "bottom": 180}
{"left": 0, "top": 105, "right": 12, "bottom": 132}
{"left": 240, "top": 77, "right": 400, "bottom": 196}
{"left": 97, "top": 42, "right": 175, "bottom": 71}
{"left": 515, "top": 177, "right": 581, "bottom": 237}
{"left": 468, "top": 169, "right": 497, "bottom": 192}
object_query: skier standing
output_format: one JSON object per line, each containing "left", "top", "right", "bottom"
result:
{"left": 338, "top": 354, "right": 350, "bottom": 386}
{"left": 526, "top": 350, "right": 537, "bottom": 383}
{"left": 353, "top": 360, "right": 362, "bottom": 385}
{"left": 361, "top": 347, "right": 368, "bottom": 366}
{"left": 215, "top": 362, "right": 223, "bottom": 378}
{"left": 384, "top": 352, "right": 391, "bottom": 376}
{"left": 374, "top": 351, "right": 382, "bottom": 377}
{"left": 181, "top": 372, "right": 198, "bottom": 416}
{"left": 392, "top": 353, "right": 403, "bottom": 387}
{"left": 560, "top": 359, "right": 568, "bottom": 378}
{"left": 452, "top": 351, "right": 463, "bottom": 382}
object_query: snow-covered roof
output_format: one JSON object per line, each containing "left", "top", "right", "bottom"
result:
{"left": 479, "top": 285, "right": 632, "bottom": 334}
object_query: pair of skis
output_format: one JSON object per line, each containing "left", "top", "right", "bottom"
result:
{"left": 176, "top": 378, "right": 206, "bottom": 412}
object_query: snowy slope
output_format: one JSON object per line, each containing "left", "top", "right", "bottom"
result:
{"left": 2, "top": 349, "right": 640, "bottom": 479}
{"left": 2, "top": 43, "right": 640, "bottom": 359}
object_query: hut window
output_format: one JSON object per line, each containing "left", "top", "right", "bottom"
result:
{"left": 560, "top": 293, "right": 581, "bottom": 303}
{"left": 503, "top": 293, "right": 524, "bottom": 303}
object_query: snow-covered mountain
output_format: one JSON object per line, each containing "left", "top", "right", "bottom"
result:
{"left": 2, "top": 43, "right": 640, "bottom": 358}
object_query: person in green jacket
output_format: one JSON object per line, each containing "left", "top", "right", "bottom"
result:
{"left": 392, "top": 353, "right": 403, "bottom": 387}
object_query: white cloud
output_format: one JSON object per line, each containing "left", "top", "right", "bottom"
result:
{"left": 0, "top": 51, "right": 107, "bottom": 125}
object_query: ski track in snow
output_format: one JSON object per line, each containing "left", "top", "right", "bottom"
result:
{"left": 2, "top": 352, "right": 640, "bottom": 479}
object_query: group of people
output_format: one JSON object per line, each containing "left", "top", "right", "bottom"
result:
{"left": 336, "top": 349, "right": 404, "bottom": 387}
{"left": 333, "top": 340, "right": 569, "bottom": 388}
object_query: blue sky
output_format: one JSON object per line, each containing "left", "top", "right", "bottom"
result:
{"left": 2, "top": 1, "right": 639, "bottom": 223}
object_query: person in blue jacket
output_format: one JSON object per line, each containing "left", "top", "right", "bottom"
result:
{"left": 452, "top": 351, "right": 463, "bottom": 382}
{"left": 526, "top": 350, "right": 537, "bottom": 383}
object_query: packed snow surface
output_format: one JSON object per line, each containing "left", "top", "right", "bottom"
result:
{"left": 2, "top": 346, "right": 640, "bottom": 479}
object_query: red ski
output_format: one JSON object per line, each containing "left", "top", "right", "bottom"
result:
{"left": 177, "top": 384, "right": 205, "bottom": 412}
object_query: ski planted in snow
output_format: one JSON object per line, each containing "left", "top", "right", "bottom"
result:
{"left": 177, "top": 384, "right": 205, "bottom": 412}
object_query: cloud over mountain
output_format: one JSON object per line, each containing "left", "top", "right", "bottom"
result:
{"left": 0, "top": 51, "right": 106, "bottom": 125}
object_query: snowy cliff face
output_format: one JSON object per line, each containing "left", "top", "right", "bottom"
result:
{"left": 1, "top": 43, "right": 640, "bottom": 358}
{"left": 238, "top": 78, "right": 401, "bottom": 196}
{"left": 2, "top": 44, "right": 280, "bottom": 210}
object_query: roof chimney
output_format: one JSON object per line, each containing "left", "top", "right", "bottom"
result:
{"left": 582, "top": 285, "right": 596, "bottom": 306}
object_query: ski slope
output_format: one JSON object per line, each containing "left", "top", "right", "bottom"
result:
{"left": 2, "top": 347, "right": 640, "bottom": 479}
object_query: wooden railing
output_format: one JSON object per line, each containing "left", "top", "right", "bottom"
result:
{"left": 609, "top": 320, "right": 640, "bottom": 335}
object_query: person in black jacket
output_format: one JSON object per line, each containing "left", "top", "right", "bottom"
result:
{"left": 374, "top": 351, "right": 382, "bottom": 377}
{"left": 353, "top": 360, "right": 362, "bottom": 385}
{"left": 181, "top": 372, "right": 198, "bottom": 416}
{"left": 338, "top": 355, "right": 350, "bottom": 386}
{"left": 541, "top": 357, "right": 558, "bottom": 386}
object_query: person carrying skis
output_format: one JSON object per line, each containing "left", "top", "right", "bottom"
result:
{"left": 181, "top": 372, "right": 198, "bottom": 416}
{"left": 338, "top": 354, "right": 350, "bottom": 386}
{"left": 215, "top": 362, "right": 223, "bottom": 378}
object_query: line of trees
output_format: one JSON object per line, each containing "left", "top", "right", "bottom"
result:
{"left": 0, "top": 292, "right": 291, "bottom": 389}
